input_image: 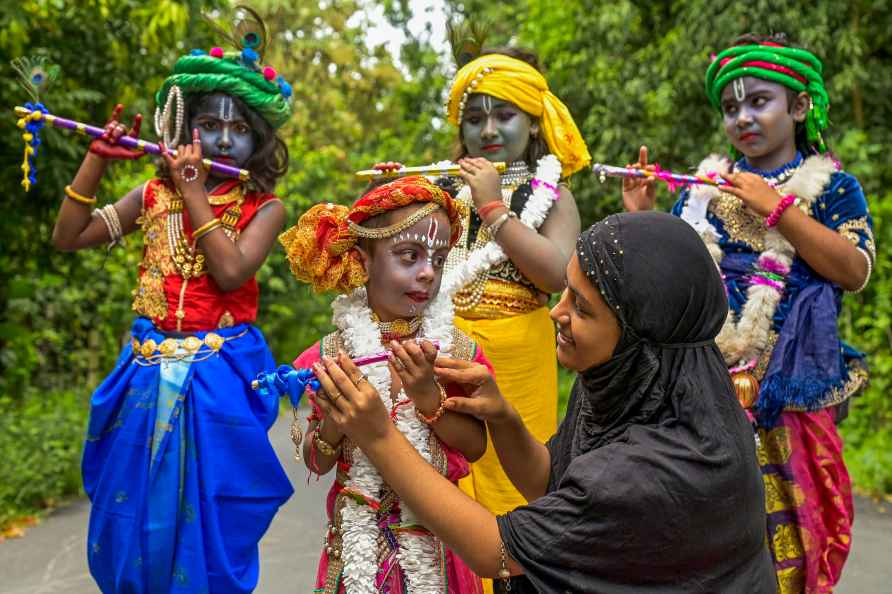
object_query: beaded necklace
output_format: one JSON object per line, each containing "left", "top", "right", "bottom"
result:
{"left": 166, "top": 185, "right": 244, "bottom": 280}
{"left": 446, "top": 160, "right": 533, "bottom": 311}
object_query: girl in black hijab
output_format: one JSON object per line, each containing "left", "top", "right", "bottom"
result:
{"left": 311, "top": 211, "right": 776, "bottom": 593}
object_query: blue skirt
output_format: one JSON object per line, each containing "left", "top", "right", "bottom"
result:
{"left": 82, "top": 317, "right": 293, "bottom": 593}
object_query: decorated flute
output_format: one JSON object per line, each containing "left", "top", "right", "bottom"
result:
{"left": 14, "top": 105, "right": 250, "bottom": 181}
{"left": 251, "top": 340, "right": 442, "bottom": 392}
{"left": 592, "top": 163, "right": 730, "bottom": 191}
{"left": 355, "top": 162, "right": 507, "bottom": 180}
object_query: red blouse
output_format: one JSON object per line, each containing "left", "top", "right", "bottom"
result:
{"left": 132, "top": 178, "right": 277, "bottom": 332}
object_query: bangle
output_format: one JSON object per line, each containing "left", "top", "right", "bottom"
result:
{"left": 416, "top": 383, "right": 448, "bottom": 425}
{"left": 488, "top": 211, "right": 518, "bottom": 238}
{"left": 192, "top": 218, "right": 222, "bottom": 240}
{"left": 765, "top": 194, "right": 799, "bottom": 228}
{"left": 64, "top": 185, "right": 97, "bottom": 205}
{"left": 477, "top": 200, "right": 506, "bottom": 221}
{"left": 498, "top": 541, "right": 511, "bottom": 584}
{"left": 313, "top": 428, "right": 342, "bottom": 457}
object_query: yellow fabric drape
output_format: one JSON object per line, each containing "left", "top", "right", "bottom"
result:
{"left": 447, "top": 54, "right": 591, "bottom": 178}
{"left": 455, "top": 306, "right": 558, "bottom": 514}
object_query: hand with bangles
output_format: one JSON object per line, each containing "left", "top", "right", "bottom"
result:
{"left": 159, "top": 128, "right": 209, "bottom": 196}
{"left": 311, "top": 352, "right": 392, "bottom": 448}
{"left": 458, "top": 157, "right": 503, "bottom": 212}
{"left": 89, "top": 103, "right": 145, "bottom": 161}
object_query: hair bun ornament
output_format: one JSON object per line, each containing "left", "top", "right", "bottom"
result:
{"left": 279, "top": 203, "right": 368, "bottom": 294}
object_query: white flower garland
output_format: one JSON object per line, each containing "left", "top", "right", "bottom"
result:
{"left": 332, "top": 286, "right": 454, "bottom": 593}
{"left": 441, "top": 154, "right": 563, "bottom": 296}
{"left": 680, "top": 154, "right": 836, "bottom": 366}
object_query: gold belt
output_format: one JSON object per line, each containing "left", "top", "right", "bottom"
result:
{"left": 457, "top": 279, "right": 541, "bottom": 320}
{"left": 131, "top": 329, "right": 248, "bottom": 366}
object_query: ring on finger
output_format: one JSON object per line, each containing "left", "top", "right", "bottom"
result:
{"left": 354, "top": 374, "right": 368, "bottom": 386}
{"left": 329, "top": 389, "right": 342, "bottom": 401}
{"left": 180, "top": 164, "right": 199, "bottom": 183}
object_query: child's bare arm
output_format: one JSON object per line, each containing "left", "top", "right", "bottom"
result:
{"left": 53, "top": 105, "right": 146, "bottom": 251}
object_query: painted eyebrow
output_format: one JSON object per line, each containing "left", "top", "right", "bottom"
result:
{"left": 464, "top": 100, "right": 515, "bottom": 112}
{"left": 193, "top": 114, "right": 248, "bottom": 123}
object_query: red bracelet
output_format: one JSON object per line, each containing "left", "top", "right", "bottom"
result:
{"left": 765, "top": 194, "right": 798, "bottom": 228}
{"left": 477, "top": 200, "right": 507, "bottom": 221}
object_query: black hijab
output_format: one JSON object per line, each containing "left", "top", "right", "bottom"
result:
{"left": 497, "top": 212, "right": 775, "bottom": 593}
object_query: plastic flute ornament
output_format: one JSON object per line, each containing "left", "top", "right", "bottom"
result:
{"left": 592, "top": 163, "right": 730, "bottom": 193}
{"left": 356, "top": 162, "right": 506, "bottom": 180}
{"left": 14, "top": 105, "right": 251, "bottom": 182}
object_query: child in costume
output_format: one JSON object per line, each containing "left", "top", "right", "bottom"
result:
{"left": 50, "top": 17, "right": 295, "bottom": 594}
{"left": 279, "top": 175, "right": 488, "bottom": 593}
{"left": 624, "top": 33, "right": 874, "bottom": 594}
{"left": 410, "top": 44, "right": 590, "bottom": 532}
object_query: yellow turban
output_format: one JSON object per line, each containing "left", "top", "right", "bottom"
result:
{"left": 446, "top": 54, "right": 591, "bottom": 178}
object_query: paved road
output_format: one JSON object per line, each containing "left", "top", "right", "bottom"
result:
{"left": 2, "top": 411, "right": 890, "bottom": 593}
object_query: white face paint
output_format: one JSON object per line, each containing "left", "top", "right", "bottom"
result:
{"left": 732, "top": 78, "right": 746, "bottom": 102}
{"left": 218, "top": 96, "right": 233, "bottom": 122}
{"left": 392, "top": 217, "right": 450, "bottom": 264}
{"left": 482, "top": 94, "right": 493, "bottom": 115}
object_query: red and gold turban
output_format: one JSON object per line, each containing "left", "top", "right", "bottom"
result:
{"left": 280, "top": 176, "right": 462, "bottom": 294}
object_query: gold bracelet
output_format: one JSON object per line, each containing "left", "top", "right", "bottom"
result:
{"left": 416, "top": 383, "right": 448, "bottom": 425}
{"left": 64, "top": 185, "right": 97, "bottom": 205}
{"left": 313, "top": 428, "right": 342, "bottom": 457}
{"left": 192, "top": 218, "right": 222, "bottom": 241}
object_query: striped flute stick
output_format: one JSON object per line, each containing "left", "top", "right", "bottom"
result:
{"left": 14, "top": 105, "right": 250, "bottom": 181}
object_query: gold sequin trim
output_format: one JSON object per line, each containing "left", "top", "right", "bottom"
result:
{"left": 836, "top": 216, "right": 876, "bottom": 264}
{"left": 132, "top": 183, "right": 177, "bottom": 320}
{"left": 130, "top": 329, "right": 247, "bottom": 365}
{"left": 457, "top": 279, "right": 541, "bottom": 320}
{"left": 784, "top": 360, "right": 869, "bottom": 412}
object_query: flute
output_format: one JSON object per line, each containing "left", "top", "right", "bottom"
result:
{"left": 592, "top": 163, "right": 729, "bottom": 189}
{"left": 355, "top": 162, "right": 507, "bottom": 180}
{"left": 14, "top": 105, "right": 250, "bottom": 181}
{"left": 251, "top": 339, "right": 442, "bottom": 391}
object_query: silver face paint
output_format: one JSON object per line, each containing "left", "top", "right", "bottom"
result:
{"left": 732, "top": 78, "right": 746, "bottom": 102}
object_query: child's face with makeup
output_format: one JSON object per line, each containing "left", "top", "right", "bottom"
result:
{"left": 720, "top": 77, "right": 808, "bottom": 169}
{"left": 360, "top": 205, "right": 452, "bottom": 322}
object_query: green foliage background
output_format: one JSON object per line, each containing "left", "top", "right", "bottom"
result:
{"left": 0, "top": 0, "right": 889, "bottom": 526}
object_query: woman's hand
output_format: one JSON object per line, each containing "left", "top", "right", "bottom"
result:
{"left": 722, "top": 172, "right": 783, "bottom": 218}
{"left": 311, "top": 352, "right": 392, "bottom": 448}
{"left": 459, "top": 157, "right": 502, "bottom": 210}
{"left": 389, "top": 340, "right": 442, "bottom": 414}
{"left": 434, "top": 358, "right": 511, "bottom": 424}
{"left": 621, "top": 145, "right": 657, "bottom": 212}
{"left": 159, "top": 128, "right": 209, "bottom": 196}
{"left": 88, "top": 103, "right": 145, "bottom": 161}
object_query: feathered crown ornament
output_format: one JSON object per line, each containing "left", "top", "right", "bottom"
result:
{"left": 154, "top": 3, "right": 294, "bottom": 145}
{"left": 11, "top": 56, "right": 59, "bottom": 191}
{"left": 446, "top": 20, "right": 489, "bottom": 68}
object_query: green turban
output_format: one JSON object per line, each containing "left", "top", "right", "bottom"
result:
{"left": 155, "top": 51, "right": 292, "bottom": 129}
{"left": 705, "top": 43, "right": 829, "bottom": 152}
